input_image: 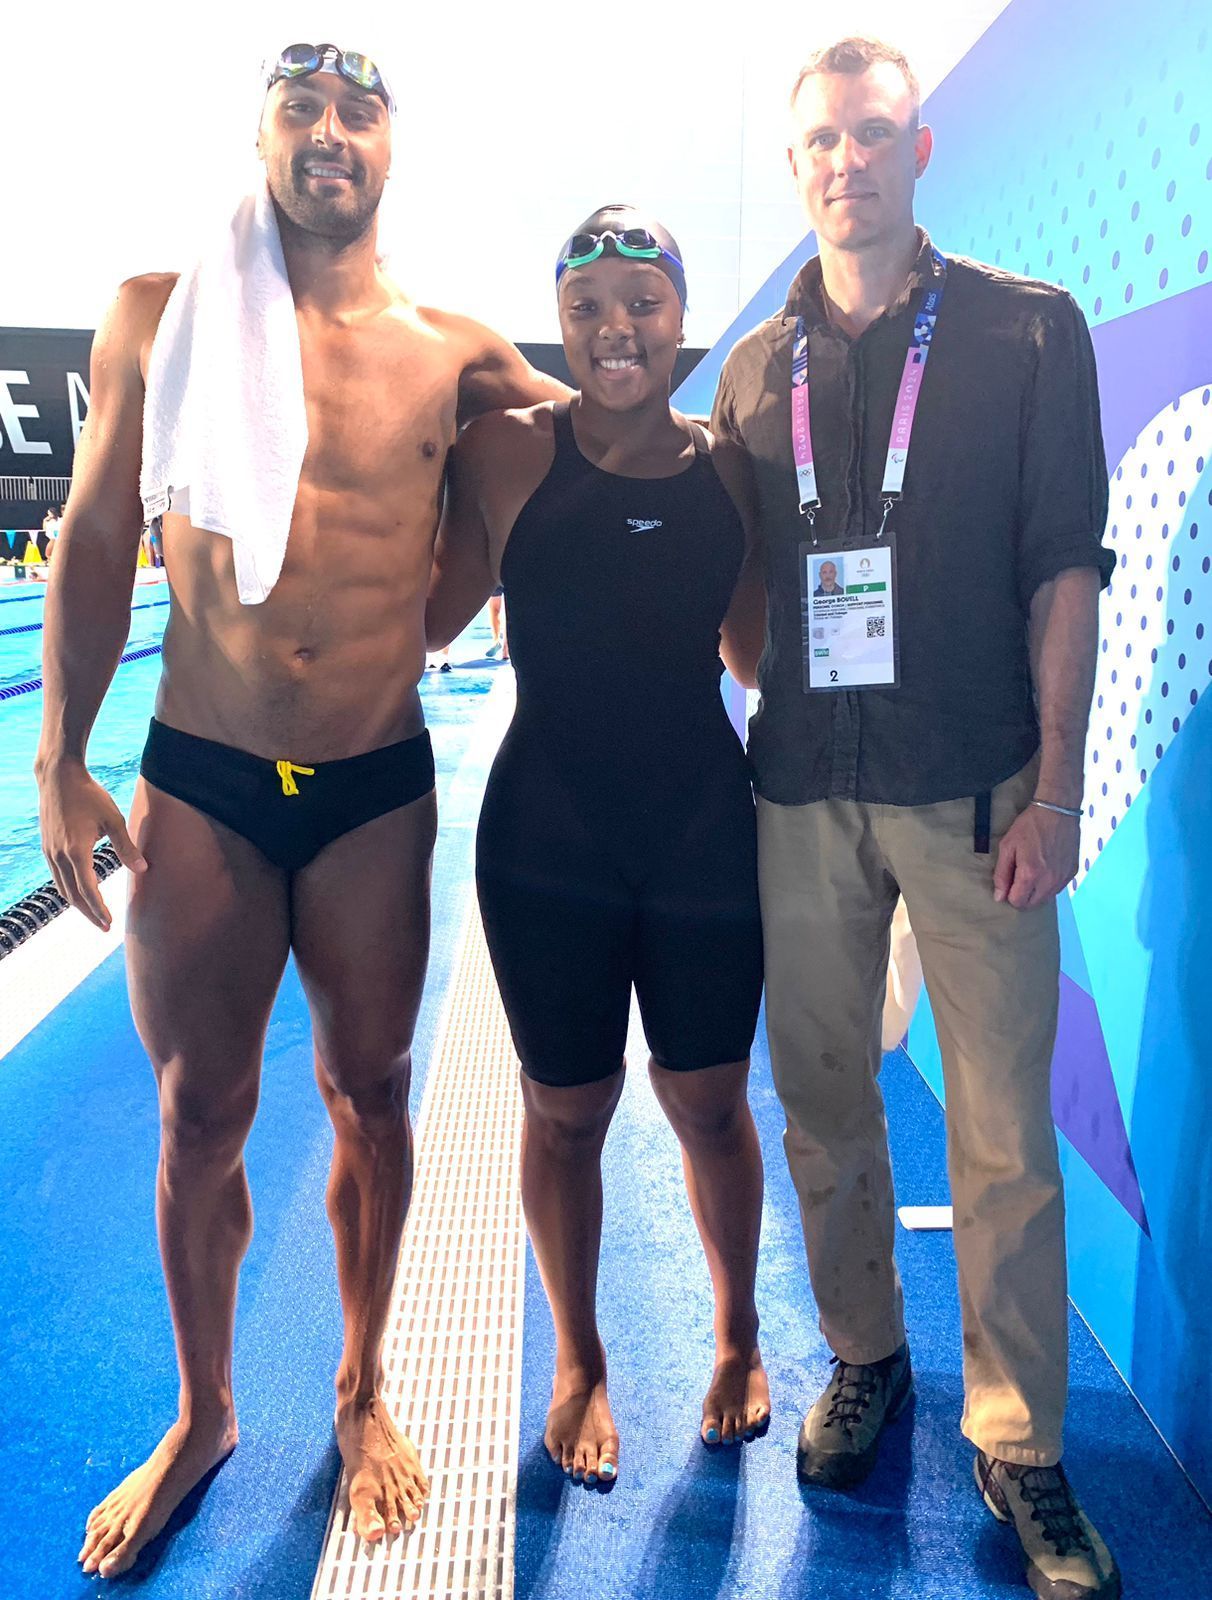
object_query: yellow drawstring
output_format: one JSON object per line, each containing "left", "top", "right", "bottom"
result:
{"left": 276, "top": 760, "right": 315, "bottom": 798}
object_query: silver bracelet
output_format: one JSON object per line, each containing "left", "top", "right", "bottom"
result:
{"left": 1031, "top": 799, "right": 1082, "bottom": 819}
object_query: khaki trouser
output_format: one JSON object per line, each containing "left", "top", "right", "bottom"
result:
{"left": 758, "top": 759, "right": 1067, "bottom": 1466}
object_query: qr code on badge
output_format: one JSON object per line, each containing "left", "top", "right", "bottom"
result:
{"left": 866, "top": 616, "right": 886, "bottom": 639}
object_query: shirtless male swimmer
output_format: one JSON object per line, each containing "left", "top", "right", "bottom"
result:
{"left": 37, "top": 42, "right": 564, "bottom": 1579}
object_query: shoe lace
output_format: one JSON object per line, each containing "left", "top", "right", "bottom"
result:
{"left": 1012, "top": 1464, "right": 1093, "bottom": 1559}
{"left": 822, "top": 1357, "right": 881, "bottom": 1433}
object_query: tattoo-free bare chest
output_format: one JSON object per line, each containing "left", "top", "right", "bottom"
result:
{"left": 296, "top": 314, "right": 459, "bottom": 500}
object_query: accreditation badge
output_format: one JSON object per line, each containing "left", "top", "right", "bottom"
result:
{"left": 800, "top": 542, "right": 898, "bottom": 692}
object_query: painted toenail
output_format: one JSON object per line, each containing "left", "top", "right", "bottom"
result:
{"left": 706, "top": 1427, "right": 720, "bottom": 1443}
{"left": 601, "top": 1462, "right": 617, "bottom": 1478}
{"left": 586, "top": 1473, "right": 598, "bottom": 1485}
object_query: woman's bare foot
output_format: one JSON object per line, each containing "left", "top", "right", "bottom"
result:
{"left": 545, "top": 1348, "right": 619, "bottom": 1485}
{"left": 336, "top": 1394, "right": 429, "bottom": 1542}
{"left": 702, "top": 1344, "right": 771, "bottom": 1446}
{"left": 78, "top": 1408, "right": 238, "bottom": 1578}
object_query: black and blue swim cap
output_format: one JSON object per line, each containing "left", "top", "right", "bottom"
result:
{"left": 556, "top": 204, "right": 687, "bottom": 310}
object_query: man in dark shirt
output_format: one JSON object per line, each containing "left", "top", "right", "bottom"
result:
{"left": 713, "top": 36, "right": 1119, "bottom": 1600}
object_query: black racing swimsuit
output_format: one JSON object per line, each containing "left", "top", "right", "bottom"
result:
{"left": 476, "top": 402, "right": 763, "bottom": 1086}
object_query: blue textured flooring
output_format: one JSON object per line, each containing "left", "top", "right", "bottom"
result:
{"left": 513, "top": 1027, "right": 1212, "bottom": 1600}
{"left": 0, "top": 630, "right": 501, "bottom": 1600}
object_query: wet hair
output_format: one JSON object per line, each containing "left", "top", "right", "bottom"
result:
{"left": 560, "top": 203, "right": 687, "bottom": 309}
{"left": 789, "top": 36, "right": 920, "bottom": 125}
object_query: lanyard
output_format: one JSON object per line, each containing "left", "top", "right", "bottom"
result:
{"left": 792, "top": 248, "right": 947, "bottom": 538}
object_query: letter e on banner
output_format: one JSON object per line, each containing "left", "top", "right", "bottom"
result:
{"left": 0, "top": 371, "right": 53, "bottom": 455}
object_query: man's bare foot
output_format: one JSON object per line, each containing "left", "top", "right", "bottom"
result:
{"left": 78, "top": 1409, "right": 238, "bottom": 1578}
{"left": 545, "top": 1348, "right": 619, "bottom": 1485}
{"left": 336, "top": 1394, "right": 429, "bottom": 1542}
{"left": 702, "top": 1344, "right": 771, "bottom": 1446}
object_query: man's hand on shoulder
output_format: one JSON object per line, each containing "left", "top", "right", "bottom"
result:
{"left": 993, "top": 804, "right": 1080, "bottom": 910}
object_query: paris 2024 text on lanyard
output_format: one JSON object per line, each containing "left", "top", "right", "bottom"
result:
{"left": 795, "top": 248, "right": 946, "bottom": 692}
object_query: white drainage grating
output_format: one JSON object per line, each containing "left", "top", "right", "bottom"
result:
{"left": 311, "top": 901, "right": 527, "bottom": 1600}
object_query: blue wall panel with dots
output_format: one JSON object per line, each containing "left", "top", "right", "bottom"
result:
{"left": 912, "top": 0, "right": 1212, "bottom": 1502}
{"left": 679, "top": 0, "right": 1212, "bottom": 1501}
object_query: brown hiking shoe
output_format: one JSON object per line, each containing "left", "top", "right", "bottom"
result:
{"left": 975, "top": 1451, "right": 1122, "bottom": 1599}
{"left": 796, "top": 1343, "right": 914, "bottom": 1489}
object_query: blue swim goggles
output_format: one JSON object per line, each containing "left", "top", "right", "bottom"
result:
{"left": 265, "top": 42, "right": 396, "bottom": 117}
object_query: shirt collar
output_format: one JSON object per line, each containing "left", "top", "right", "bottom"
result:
{"left": 783, "top": 225, "right": 939, "bottom": 329}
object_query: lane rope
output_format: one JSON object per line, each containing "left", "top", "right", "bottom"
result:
{"left": 0, "top": 643, "right": 162, "bottom": 702}
{"left": 0, "top": 599, "right": 169, "bottom": 640}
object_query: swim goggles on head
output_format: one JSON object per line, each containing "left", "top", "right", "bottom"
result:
{"left": 265, "top": 43, "right": 396, "bottom": 116}
{"left": 555, "top": 229, "right": 684, "bottom": 282}
{"left": 556, "top": 228, "right": 688, "bottom": 308}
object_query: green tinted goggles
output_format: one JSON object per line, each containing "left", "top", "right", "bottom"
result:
{"left": 555, "top": 229, "right": 687, "bottom": 306}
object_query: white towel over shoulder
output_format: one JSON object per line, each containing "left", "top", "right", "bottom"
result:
{"left": 140, "top": 183, "right": 308, "bottom": 605}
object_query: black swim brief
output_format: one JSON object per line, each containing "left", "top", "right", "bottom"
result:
{"left": 140, "top": 718, "right": 435, "bottom": 871}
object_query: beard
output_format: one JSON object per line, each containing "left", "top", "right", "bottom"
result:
{"left": 267, "top": 151, "right": 384, "bottom": 243}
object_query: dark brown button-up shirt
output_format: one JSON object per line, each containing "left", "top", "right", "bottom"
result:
{"left": 712, "top": 229, "right": 1114, "bottom": 807}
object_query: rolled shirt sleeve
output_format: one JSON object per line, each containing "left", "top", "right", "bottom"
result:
{"left": 1016, "top": 289, "right": 1115, "bottom": 606}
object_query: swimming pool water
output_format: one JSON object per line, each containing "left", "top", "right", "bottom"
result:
{"left": 0, "top": 583, "right": 170, "bottom": 692}
{"left": 0, "top": 583, "right": 501, "bottom": 907}
{"left": 0, "top": 653, "right": 164, "bottom": 906}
